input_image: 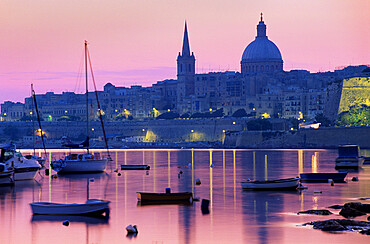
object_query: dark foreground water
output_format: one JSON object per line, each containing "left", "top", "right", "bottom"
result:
{"left": 1, "top": 149, "right": 369, "bottom": 244}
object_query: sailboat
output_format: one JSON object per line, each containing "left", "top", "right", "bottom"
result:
{"left": 51, "top": 41, "right": 109, "bottom": 174}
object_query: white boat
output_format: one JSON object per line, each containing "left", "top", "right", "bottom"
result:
{"left": 30, "top": 199, "right": 110, "bottom": 216}
{"left": 50, "top": 41, "right": 110, "bottom": 174}
{"left": 51, "top": 153, "right": 108, "bottom": 173}
{"left": 241, "top": 177, "right": 300, "bottom": 190}
{"left": 24, "top": 155, "right": 46, "bottom": 167}
{"left": 0, "top": 144, "right": 41, "bottom": 181}
{"left": 335, "top": 145, "right": 364, "bottom": 168}
{"left": 0, "top": 163, "right": 14, "bottom": 185}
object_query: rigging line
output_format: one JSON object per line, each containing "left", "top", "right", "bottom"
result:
{"left": 86, "top": 47, "right": 111, "bottom": 160}
{"left": 73, "top": 49, "right": 85, "bottom": 94}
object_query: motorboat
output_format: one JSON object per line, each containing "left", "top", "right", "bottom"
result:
{"left": 24, "top": 155, "right": 46, "bottom": 167}
{"left": 121, "top": 164, "right": 150, "bottom": 170}
{"left": 241, "top": 177, "right": 300, "bottom": 190}
{"left": 30, "top": 199, "right": 110, "bottom": 216}
{"left": 0, "top": 144, "right": 41, "bottom": 181}
{"left": 137, "top": 188, "right": 193, "bottom": 204}
{"left": 335, "top": 145, "right": 364, "bottom": 168}
{"left": 300, "top": 172, "right": 347, "bottom": 182}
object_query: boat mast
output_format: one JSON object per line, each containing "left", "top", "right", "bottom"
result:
{"left": 85, "top": 40, "right": 89, "bottom": 153}
{"left": 31, "top": 85, "right": 35, "bottom": 155}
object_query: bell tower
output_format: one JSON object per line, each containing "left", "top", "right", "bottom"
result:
{"left": 177, "top": 22, "right": 195, "bottom": 102}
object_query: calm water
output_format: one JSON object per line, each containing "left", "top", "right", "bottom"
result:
{"left": 1, "top": 149, "right": 369, "bottom": 244}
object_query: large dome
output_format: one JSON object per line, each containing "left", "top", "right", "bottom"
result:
{"left": 242, "top": 38, "right": 282, "bottom": 61}
{"left": 241, "top": 14, "right": 283, "bottom": 74}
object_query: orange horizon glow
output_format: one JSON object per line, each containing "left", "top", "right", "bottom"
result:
{"left": 0, "top": 0, "right": 369, "bottom": 103}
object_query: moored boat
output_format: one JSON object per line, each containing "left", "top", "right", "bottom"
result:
{"left": 121, "top": 164, "right": 150, "bottom": 170}
{"left": 1, "top": 144, "right": 41, "bottom": 181}
{"left": 30, "top": 199, "right": 110, "bottom": 216}
{"left": 300, "top": 172, "right": 347, "bottom": 182}
{"left": 137, "top": 188, "right": 193, "bottom": 204}
{"left": 51, "top": 153, "right": 108, "bottom": 174}
{"left": 50, "top": 41, "right": 110, "bottom": 174}
{"left": 335, "top": 145, "right": 364, "bottom": 168}
{"left": 241, "top": 177, "right": 300, "bottom": 190}
{"left": 24, "top": 155, "right": 46, "bottom": 167}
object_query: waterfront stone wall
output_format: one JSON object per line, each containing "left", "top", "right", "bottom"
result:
{"left": 227, "top": 126, "right": 370, "bottom": 149}
{"left": 0, "top": 118, "right": 249, "bottom": 144}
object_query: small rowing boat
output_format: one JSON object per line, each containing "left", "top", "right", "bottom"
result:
{"left": 241, "top": 177, "right": 300, "bottom": 190}
{"left": 137, "top": 188, "right": 192, "bottom": 204}
{"left": 30, "top": 199, "right": 110, "bottom": 216}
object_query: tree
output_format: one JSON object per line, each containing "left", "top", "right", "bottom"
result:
{"left": 211, "top": 108, "right": 224, "bottom": 118}
{"left": 156, "top": 111, "right": 180, "bottom": 120}
{"left": 314, "top": 113, "right": 331, "bottom": 127}
{"left": 180, "top": 113, "right": 190, "bottom": 119}
{"left": 247, "top": 119, "right": 272, "bottom": 131}
{"left": 336, "top": 105, "right": 370, "bottom": 126}
{"left": 232, "top": 109, "right": 248, "bottom": 118}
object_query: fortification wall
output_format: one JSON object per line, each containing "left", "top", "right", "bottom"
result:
{"left": 228, "top": 127, "right": 370, "bottom": 149}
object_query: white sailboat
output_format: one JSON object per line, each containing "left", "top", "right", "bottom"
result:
{"left": 51, "top": 41, "right": 109, "bottom": 174}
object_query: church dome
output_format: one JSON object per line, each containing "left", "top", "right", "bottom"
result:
{"left": 241, "top": 14, "right": 283, "bottom": 74}
{"left": 242, "top": 38, "right": 282, "bottom": 61}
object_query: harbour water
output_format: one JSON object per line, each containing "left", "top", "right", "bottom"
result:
{"left": 1, "top": 149, "right": 369, "bottom": 243}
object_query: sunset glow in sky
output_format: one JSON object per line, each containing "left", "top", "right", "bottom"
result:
{"left": 0, "top": 0, "right": 369, "bottom": 103}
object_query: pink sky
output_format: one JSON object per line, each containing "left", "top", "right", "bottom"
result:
{"left": 0, "top": 0, "right": 369, "bottom": 103}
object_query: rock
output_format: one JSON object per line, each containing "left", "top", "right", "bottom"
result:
{"left": 339, "top": 207, "right": 366, "bottom": 218}
{"left": 327, "top": 204, "right": 343, "bottom": 209}
{"left": 346, "top": 202, "right": 370, "bottom": 213}
{"left": 62, "top": 220, "right": 70, "bottom": 226}
{"left": 303, "top": 219, "right": 370, "bottom": 233}
{"left": 311, "top": 220, "right": 348, "bottom": 231}
{"left": 359, "top": 229, "right": 370, "bottom": 235}
{"left": 298, "top": 210, "right": 333, "bottom": 215}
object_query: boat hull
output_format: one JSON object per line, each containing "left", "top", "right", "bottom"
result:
{"left": 241, "top": 177, "right": 300, "bottom": 190}
{"left": 121, "top": 165, "right": 150, "bottom": 170}
{"left": 30, "top": 199, "right": 110, "bottom": 216}
{"left": 137, "top": 192, "right": 193, "bottom": 203}
{"left": 51, "top": 159, "right": 108, "bottom": 174}
{"left": 14, "top": 167, "right": 39, "bottom": 181}
{"left": 300, "top": 172, "right": 347, "bottom": 182}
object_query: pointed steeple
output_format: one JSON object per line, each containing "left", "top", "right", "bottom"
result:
{"left": 256, "top": 12, "right": 267, "bottom": 38}
{"left": 182, "top": 21, "right": 191, "bottom": 56}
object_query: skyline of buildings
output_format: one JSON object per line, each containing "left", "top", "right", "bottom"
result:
{"left": 1, "top": 1, "right": 369, "bottom": 104}
{"left": 1, "top": 15, "right": 369, "bottom": 123}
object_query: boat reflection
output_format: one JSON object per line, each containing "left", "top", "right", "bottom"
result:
{"left": 137, "top": 201, "right": 193, "bottom": 207}
{"left": 31, "top": 214, "right": 109, "bottom": 225}
{"left": 56, "top": 172, "right": 109, "bottom": 180}
{"left": 241, "top": 190, "right": 301, "bottom": 243}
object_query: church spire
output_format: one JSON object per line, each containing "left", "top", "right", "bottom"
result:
{"left": 256, "top": 12, "right": 267, "bottom": 38}
{"left": 182, "top": 21, "right": 191, "bottom": 56}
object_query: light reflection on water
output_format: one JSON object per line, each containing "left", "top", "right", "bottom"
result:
{"left": 0, "top": 149, "right": 369, "bottom": 244}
